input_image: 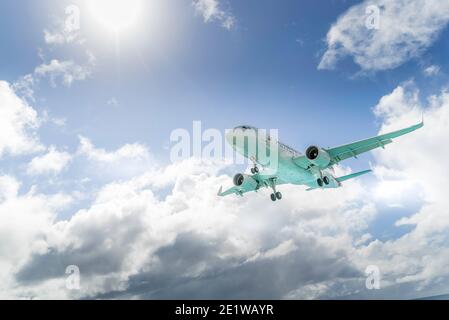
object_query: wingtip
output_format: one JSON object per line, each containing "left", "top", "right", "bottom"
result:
{"left": 217, "top": 186, "right": 223, "bottom": 196}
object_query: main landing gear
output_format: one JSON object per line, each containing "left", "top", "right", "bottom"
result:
{"left": 270, "top": 192, "right": 283, "bottom": 202}
{"left": 269, "top": 178, "right": 282, "bottom": 202}
{"left": 317, "top": 176, "right": 330, "bottom": 187}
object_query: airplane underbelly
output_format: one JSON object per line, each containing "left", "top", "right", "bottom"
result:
{"left": 277, "top": 158, "right": 313, "bottom": 185}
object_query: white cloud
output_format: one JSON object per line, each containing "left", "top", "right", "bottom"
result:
{"left": 347, "top": 81, "right": 449, "bottom": 296}
{"left": 0, "top": 81, "right": 43, "bottom": 158}
{"left": 27, "top": 147, "right": 72, "bottom": 176}
{"left": 44, "top": 28, "right": 82, "bottom": 46}
{"left": 0, "top": 154, "right": 378, "bottom": 299}
{"left": 35, "top": 58, "right": 93, "bottom": 88}
{"left": 35, "top": 10, "right": 93, "bottom": 90}
{"left": 77, "top": 136, "right": 153, "bottom": 180}
{"left": 0, "top": 175, "right": 72, "bottom": 299}
{"left": 0, "top": 176, "right": 20, "bottom": 203}
{"left": 44, "top": 7, "right": 83, "bottom": 45}
{"left": 193, "top": 0, "right": 235, "bottom": 30}
{"left": 423, "top": 65, "right": 441, "bottom": 77}
{"left": 319, "top": 0, "right": 449, "bottom": 71}
{"left": 41, "top": 110, "right": 67, "bottom": 127}
{"left": 78, "top": 136, "right": 150, "bottom": 163}
{"left": 12, "top": 74, "right": 35, "bottom": 103}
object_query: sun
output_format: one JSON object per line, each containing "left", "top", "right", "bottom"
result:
{"left": 88, "top": 0, "right": 143, "bottom": 33}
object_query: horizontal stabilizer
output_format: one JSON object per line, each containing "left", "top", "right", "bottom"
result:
{"left": 336, "top": 169, "right": 372, "bottom": 183}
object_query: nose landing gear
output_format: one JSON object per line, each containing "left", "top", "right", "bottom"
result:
{"left": 250, "top": 166, "right": 259, "bottom": 174}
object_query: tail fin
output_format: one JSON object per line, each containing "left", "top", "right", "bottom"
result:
{"left": 336, "top": 169, "right": 372, "bottom": 183}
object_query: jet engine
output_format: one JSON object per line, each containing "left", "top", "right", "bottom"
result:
{"left": 233, "top": 173, "right": 258, "bottom": 189}
{"left": 305, "top": 146, "right": 331, "bottom": 168}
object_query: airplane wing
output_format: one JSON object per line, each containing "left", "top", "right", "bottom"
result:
{"left": 325, "top": 121, "right": 423, "bottom": 165}
{"left": 294, "top": 121, "right": 423, "bottom": 169}
{"left": 218, "top": 173, "right": 279, "bottom": 197}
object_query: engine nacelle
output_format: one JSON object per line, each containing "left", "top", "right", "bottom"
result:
{"left": 233, "top": 173, "right": 258, "bottom": 189}
{"left": 305, "top": 146, "right": 331, "bottom": 168}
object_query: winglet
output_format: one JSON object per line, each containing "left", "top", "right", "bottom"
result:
{"left": 217, "top": 186, "right": 223, "bottom": 197}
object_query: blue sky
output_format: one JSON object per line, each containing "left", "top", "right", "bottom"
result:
{"left": 1, "top": 0, "right": 449, "bottom": 299}
{"left": 1, "top": 0, "right": 445, "bottom": 157}
{"left": 0, "top": 1, "right": 426, "bottom": 152}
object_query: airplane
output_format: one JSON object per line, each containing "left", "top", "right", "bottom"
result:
{"left": 218, "top": 121, "right": 423, "bottom": 201}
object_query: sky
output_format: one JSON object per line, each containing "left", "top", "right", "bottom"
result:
{"left": 1, "top": 0, "right": 449, "bottom": 299}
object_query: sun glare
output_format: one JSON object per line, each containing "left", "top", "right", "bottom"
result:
{"left": 88, "top": 0, "right": 143, "bottom": 33}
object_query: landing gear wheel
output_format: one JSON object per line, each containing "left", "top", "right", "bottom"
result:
{"left": 323, "top": 176, "right": 330, "bottom": 185}
{"left": 317, "top": 178, "right": 324, "bottom": 187}
{"left": 251, "top": 166, "right": 259, "bottom": 174}
{"left": 270, "top": 193, "right": 277, "bottom": 202}
{"left": 275, "top": 192, "right": 282, "bottom": 200}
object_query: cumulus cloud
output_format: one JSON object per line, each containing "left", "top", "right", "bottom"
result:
{"left": 348, "top": 81, "right": 449, "bottom": 298}
{"left": 8, "top": 159, "right": 372, "bottom": 299}
{"left": 77, "top": 136, "right": 154, "bottom": 180}
{"left": 0, "top": 175, "right": 72, "bottom": 299}
{"left": 319, "top": 0, "right": 449, "bottom": 71}
{"left": 193, "top": 0, "right": 235, "bottom": 30}
{"left": 27, "top": 147, "right": 72, "bottom": 176}
{"left": 0, "top": 81, "right": 43, "bottom": 158}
